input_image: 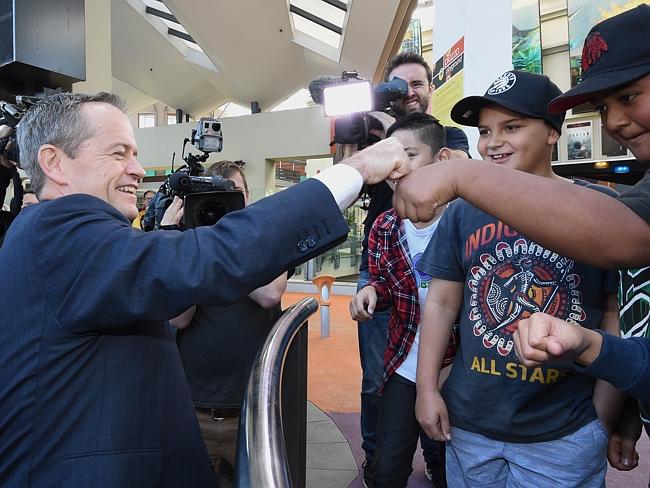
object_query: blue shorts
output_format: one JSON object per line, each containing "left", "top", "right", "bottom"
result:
{"left": 446, "top": 419, "right": 608, "bottom": 488}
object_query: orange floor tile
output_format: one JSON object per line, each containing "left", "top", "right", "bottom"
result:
{"left": 282, "top": 292, "right": 361, "bottom": 413}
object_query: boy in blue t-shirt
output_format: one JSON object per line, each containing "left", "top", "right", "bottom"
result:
{"left": 414, "top": 71, "right": 622, "bottom": 487}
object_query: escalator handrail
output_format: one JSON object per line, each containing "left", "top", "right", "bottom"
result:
{"left": 236, "top": 297, "right": 319, "bottom": 488}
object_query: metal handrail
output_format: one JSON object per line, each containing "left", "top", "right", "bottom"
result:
{"left": 235, "top": 297, "right": 319, "bottom": 488}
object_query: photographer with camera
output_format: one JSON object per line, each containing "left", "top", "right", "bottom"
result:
{"left": 0, "top": 91, "right": 408, "bottom": 487}
{"left": 160, "top": 160, "right": 288, "bottom": 488}
{"left": 0, "top": 95, "right": 42, "bottom": 246}
{"left": 340, "top": 52, "right": 469, "bottom": 487}
{"left": 0, "top": 124, "right": 23, "bottom": 246}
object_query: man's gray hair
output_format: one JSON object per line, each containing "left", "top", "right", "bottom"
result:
{"left": 16, "top": 92, "right": 126, "bottom": 196}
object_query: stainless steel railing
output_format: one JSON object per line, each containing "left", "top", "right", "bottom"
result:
{"left": 235, "top": 297, "right": 318, "bottom": 488}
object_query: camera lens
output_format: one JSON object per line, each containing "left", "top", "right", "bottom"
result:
{"left": 196, "top": 200, "right": 227, "bottom": 227}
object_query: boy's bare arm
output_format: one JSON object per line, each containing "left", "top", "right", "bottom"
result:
{"left": 592, "top": 294, "right": 626, "bottom": 432}
{"left": 394, "top": 159, "right": 650, "bottom": 269}
{"left": 415, "top": 278, "right": 463, "bottom": 441}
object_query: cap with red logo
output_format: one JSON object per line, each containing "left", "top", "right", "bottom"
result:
{"left": 549, "top": 4, "right": 650, "bottom": 112}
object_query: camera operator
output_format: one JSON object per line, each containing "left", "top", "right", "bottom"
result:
{"left": 0, "top": 91, "right": 408, "bottom": 487}
{"left": 0, "top": 125, "right": 22, "bottom": 246}
{"left": 348, "top": 52, "right": 470, "bottom": 486}
{"left": 159, "top": 161, "right": 287, "bottom": 488}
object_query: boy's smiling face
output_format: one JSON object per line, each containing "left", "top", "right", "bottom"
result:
{"left": 593, "top": 74, "right": 650, "bottom": 162}
{"left": 392, "top": 128, "right": 436, "bottom": 173}
{"left": 477, "top": 104, "right": 559, "bottom": 177}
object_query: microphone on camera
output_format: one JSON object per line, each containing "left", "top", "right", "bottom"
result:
{"left": 308, "top": 75, "right": 345, "bottom": 105}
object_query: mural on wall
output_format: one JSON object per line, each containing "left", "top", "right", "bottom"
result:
{"left": 568, "top": 0, "right": 644, "bottom": 87}
{"left": 512, "top": 0, "right": 542, "bottom": 73}
{"left": 400, "top": 18, "right": 422, "bottom": 55}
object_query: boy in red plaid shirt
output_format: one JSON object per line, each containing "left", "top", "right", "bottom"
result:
{"left": 350, "top": 112, "right": 463, "bottom": 487}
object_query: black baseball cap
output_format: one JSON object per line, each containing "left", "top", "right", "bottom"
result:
{"left": 549, "top": 4, "right": 650, "bottom": 112}
{"left": 451, "top": 70, "right": 565, "bottom": 133}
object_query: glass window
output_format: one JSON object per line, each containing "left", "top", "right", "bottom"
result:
{"left": 138, "top": 113, "right": 155, "bottom": 128}
{"left": 167, "top": 114, "right": 177, "bottom": 125}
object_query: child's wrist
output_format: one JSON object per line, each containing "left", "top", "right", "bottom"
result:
{"left": 575, "top": 329, "right": 603, "bottom": 366}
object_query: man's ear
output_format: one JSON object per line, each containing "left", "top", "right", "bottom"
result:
{"left": 38, "top": 144, "right": 67, "bottom": 185}
{"left": 434, "top": 147, "right": 453, "bottom": 162}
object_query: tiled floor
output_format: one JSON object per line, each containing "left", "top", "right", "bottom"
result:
{"left": 283, "top": 292, "right": 650, "bottom": 488}
{"left": 306, "top": 402, "right": 358, "bottom": 487}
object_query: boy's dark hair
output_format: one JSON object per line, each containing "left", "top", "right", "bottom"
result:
{"left": 384, "top": 52, "right": 432, "bottom": 84}
{"left": 386, "top": 112, "right": 446, "bottom": 156}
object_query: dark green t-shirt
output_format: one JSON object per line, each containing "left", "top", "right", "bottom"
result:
{"left": 177, "top": 299, "right": 281, "bottom": 408}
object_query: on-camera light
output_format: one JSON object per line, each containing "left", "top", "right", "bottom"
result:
{"left": 323, "top": 81, "right": 372, "bottom": 117}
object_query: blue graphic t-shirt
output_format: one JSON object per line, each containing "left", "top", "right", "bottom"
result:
{"left": 418, "top": 193, "right": 617, "bottom": 443}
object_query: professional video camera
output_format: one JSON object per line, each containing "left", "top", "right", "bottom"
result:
{"left": 155, "top": 117, "right": 244, "bottom": 229}
{"left": 308, "top": 71, "right": 408, "bottom": 147}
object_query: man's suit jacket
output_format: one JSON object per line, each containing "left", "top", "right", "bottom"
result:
{"left": 0, "top": 178, "right": 348, "bottom": 487}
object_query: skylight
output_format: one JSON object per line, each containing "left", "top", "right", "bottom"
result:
{"left": 288, "top": 0, "right": 349, "bottom": 61}
{"left": 127, "top": 0, "right": 220, "bottom": 73}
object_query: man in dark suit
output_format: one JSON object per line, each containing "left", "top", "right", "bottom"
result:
{"left": 0, "top": 92, "right": 408, "bottom": 487}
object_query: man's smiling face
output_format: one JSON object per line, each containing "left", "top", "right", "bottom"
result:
{"left": 389, "top": 63, "right": 432, "bottom": 116}
{"left": 58, "top": 102, "right": 145, "bottom": 220}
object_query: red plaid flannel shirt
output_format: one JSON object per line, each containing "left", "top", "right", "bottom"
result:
{"left": 368, "top": 209, "right": 457, "bottom": 386}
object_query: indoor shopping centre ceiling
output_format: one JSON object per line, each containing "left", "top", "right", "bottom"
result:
{"left": 111, "top": 0, "right": 417, "bottom": 116}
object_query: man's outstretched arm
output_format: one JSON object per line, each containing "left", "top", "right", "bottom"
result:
{"left": 393, "top": 159, "right": 650, "bottom": 269}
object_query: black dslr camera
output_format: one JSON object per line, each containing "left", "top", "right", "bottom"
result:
{"left": 155, "top": 117, "right": 244, "bottom": 229}
{"left": 309, "top": 71, "right": 408, "bottom": 148}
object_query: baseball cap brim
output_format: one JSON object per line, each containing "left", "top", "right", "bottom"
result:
{"left": 451, "top": 96, "right": 551, "bottom": 129}
{"left": 549, "top": 64, "right": 650, "bottom": 112}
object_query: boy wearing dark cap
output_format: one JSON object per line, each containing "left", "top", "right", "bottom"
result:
{"left": 392, "top": 6, "right": 650, "bottom": 412}
{"left": 413, "top": 71, "right": 621, "bottom": 487}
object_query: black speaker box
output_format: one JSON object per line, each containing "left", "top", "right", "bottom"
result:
{"left": 0, "top": 0, "right": 85, "bottom": 94}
